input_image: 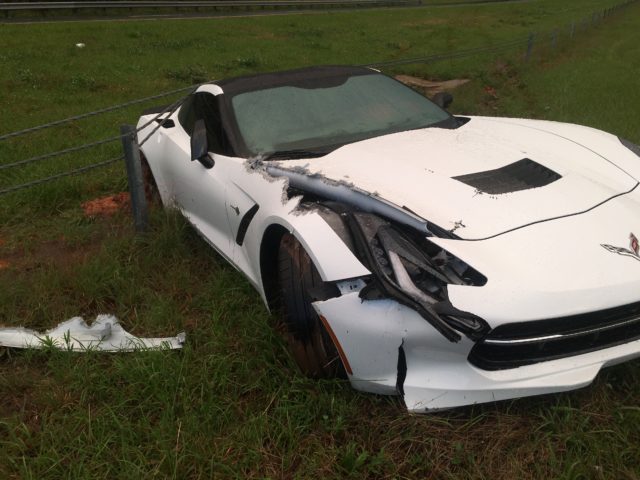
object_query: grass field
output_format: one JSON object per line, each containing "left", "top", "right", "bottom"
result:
{"left": 2, "top": 0, "right": 640, "bottom": 478}
{"left": 0, "top": 0, "right": 628, "bottom": 223}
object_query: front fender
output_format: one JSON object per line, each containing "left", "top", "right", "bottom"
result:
{"left": 259, "top": 213, "right": 370, "bottom": 283}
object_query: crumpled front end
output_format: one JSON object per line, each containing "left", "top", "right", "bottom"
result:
{"left": 310, "top": 184, "right": 640, "bottom": 411}
{"left": 266, "top": 157, "right": 640, "bottom": 412}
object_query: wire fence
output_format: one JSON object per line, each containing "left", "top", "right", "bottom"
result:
{"left": 0, "top": 84, "right": 196, "bottom": 141}
{"left": 0, "top": 93, "right": 192, "bottom": 172}
{"left": 0, "top": 0, "right": 637, "bottom": 197}
{"left": 0, "top": 156, "right": 123, "bottom": 196}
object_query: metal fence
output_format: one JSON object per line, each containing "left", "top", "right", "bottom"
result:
{"left": 0, "top": 0, "right": 637, "bottom": 201}
{"left": 0, "top": 0, "right": 523, "bottom": 13}
{"left": 0, "top": 0, "right": 420, "bottom": 18}
{"left": 0, "top": 0, "right": 415, "bottom": 11}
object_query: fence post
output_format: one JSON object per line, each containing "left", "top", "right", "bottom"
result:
{"left": 570, "top": 21, "right": 575, "bottom": 39}
{"left": 120, "top": 124, "right": 148, "bottom": 233}
{"left": 551, "top": 29, "right": 558, "bottom": 50}
{"left": 525, "top": 33, "right": 535, "bottom": 62}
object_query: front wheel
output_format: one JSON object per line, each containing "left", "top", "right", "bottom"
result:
{"left": 277, "top": 233, "right": 346, "bottom": 379}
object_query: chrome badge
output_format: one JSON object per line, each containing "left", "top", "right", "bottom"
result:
{"left": 601, "top": 233, "right": 640, "bottom": 262}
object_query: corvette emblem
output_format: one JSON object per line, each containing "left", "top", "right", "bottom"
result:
{"left": 601, "top": 233, "right": 640, "bottom": 262}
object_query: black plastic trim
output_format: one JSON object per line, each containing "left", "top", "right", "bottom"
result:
{"left": 155, "top": 118, "right": 175, "bottom": 128}
{"left": 469, "top": 301, "right": 640, "bottom": 370}
{"left": 235, "top": 204, "right": 260, "bottom": 246}
{"left": 216, "top": 65, "right": 373, "bottom": 95}
{"left": 453, "top": 158, "right": 561, "bottom": 194}
{"left": 396, "top": 341, "right": 407, "bottom": 396}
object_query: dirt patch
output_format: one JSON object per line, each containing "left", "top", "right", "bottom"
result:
{"left": 395, "top": 75, "right": 471, "bottom": 95}
{"left": 0, "top": 197, "right": 132, "bottom": 274}
{"left": 0, "top": 233, "right": 105, "bottom": 274}
{"left": 82, "top": 192, "right": 130, "bottom": 218}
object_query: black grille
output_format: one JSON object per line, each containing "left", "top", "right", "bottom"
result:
{"left": 453, "top": 158, "right": 561, "bottom": 194}
{"left": 469, "top": 302, "right": 640, "bottom": 370}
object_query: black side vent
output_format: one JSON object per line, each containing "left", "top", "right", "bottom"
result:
{"left": 453, "top": 158, "right": 561, "bottom": 194}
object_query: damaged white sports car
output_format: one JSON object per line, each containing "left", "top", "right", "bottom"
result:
{"left": 137, "top": 65, "right": 640, "bottom": 412}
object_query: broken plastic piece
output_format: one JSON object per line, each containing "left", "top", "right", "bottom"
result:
{"left": 0, "top": 315, "right": 185, "bottom": 351}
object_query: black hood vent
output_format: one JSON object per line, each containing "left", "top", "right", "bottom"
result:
{"left": 453, "top": 158, "right": 561, "bottom": 194}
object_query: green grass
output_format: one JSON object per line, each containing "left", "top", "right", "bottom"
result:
{"left": 2, "top": 1, "right": 640, "bottom": 478}
{"left": 0, "top": 0, "right": 626, "bottom": 225}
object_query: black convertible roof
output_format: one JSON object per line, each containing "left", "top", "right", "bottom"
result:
{"left": 214, "top": 65, "right": 375, "bottom": 96}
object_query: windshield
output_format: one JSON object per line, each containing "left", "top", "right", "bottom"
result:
{"left": 230, "top": 73, "right": 452, "bottom": 157}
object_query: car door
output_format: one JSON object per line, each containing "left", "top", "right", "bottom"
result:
{"left": 159, "top": 92, "right": 234, "bottom": 261}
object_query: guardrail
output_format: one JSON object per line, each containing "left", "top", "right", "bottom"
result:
{"left": 1, "top": 0, "right": 637, "bottom": 201}
{"left": 0, "top": 0, "right": 417, "bottom": 12}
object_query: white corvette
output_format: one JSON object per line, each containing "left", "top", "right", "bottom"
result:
{"left": 137, "top": 65, "right": 640, "bottom": 412}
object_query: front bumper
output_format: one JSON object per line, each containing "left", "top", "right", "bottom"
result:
{"left": 313, "top": 292, "right": 640, "bottom": 412}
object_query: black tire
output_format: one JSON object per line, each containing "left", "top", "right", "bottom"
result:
{"left": 277, "top": 233, "right": 346, "bottom": 378}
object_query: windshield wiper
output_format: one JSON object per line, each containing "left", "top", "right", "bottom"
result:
{"left": 263, "top": 148, "right": 330, "bottom": 161}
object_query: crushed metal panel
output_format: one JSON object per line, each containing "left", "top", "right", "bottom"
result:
{"left": 0, "top": 315, "right": 185, "bottom": 351}
{"left": 266, "top": 165, "right": 433, "bottom": 236}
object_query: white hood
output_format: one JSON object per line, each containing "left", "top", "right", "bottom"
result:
{"left": 275, "top": 116, "right": 637, "bottom": 240}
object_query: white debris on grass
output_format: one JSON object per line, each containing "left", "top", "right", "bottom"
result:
{"left": 0, "top": 315, "right": 185, "bottom": 351}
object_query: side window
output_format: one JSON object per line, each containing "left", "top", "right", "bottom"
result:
{"left": 197, "top": 94, "right": 223, "bottom": 155}
{"left": 178, "top": 94, "right": 196, "bottom": 135}
{"left": 180, "top": 92, "right": 232, "bottom": 156}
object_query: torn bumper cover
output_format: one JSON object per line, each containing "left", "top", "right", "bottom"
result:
{"left": 313, "top": 293, "right": 640, "bottom": 411}
{"left": 0, "top": 315, "right": 185, "bottom": 351}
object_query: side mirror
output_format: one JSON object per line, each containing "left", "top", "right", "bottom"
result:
{"left": 432, "top": 92, "right": 453, "bottom": 110}
{"left": 191, "top": 119, "right": 215, "bottom": 169}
